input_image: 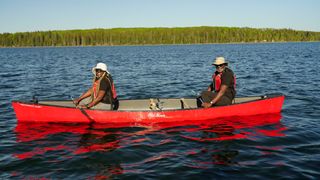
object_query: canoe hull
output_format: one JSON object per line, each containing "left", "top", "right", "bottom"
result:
{"left": 12, "top": 95, "right": 285, "bottom": 123}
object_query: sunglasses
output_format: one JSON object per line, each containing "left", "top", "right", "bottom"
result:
{"left": 214, "top": 64, "right": 224, "bottom": 68}
{"left": 96, "top": 69, "right": 104, "bottom": 73}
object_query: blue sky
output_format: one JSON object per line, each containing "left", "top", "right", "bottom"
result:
{"left": 0, "top": 0, "right": 319, "bottom": 33}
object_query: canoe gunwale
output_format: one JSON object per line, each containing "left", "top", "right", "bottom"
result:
{"left": 12, "top": 93, "right": 285, "bottom": 113}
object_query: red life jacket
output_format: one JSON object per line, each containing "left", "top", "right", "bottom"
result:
{"left": 213, "top": 73, "right": 222, "bottom": 91}
{"left": 111, "top": 83, "right": 117, "bottom": 99}
{"left": 212, "top": 70, "right": 236, "bottom": 92}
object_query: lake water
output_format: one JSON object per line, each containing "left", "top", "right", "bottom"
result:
{"left": 1, "top": 42, "right": 320, "bottom": 179}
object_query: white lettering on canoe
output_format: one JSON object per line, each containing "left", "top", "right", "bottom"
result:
{"left": 147, "top": 112, "right": 166, "bottom": 119}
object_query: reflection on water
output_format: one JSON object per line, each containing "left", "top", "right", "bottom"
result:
{"left": 14, "top": 113, "right": 286, "bottom": 170}
{"left": 2, "top": 43, "right": 319, "bottom": 178}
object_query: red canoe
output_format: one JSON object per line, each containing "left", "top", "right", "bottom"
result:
{"left": 12, "top": 94, "right": 285, "bottom": 124}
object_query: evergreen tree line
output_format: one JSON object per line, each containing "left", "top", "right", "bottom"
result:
{"left": 0, "top": 26, "right": 319, "bottom": 47}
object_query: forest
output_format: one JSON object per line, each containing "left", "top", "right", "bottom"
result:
{"left": 0, "top": 26, "right": 319, "bottom": 47}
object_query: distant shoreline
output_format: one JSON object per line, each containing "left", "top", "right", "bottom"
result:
{"left": 0, "top": 41, "right": 319, "bottom": 49}
{"left": 1, "top": 26, "right": 320, "bottom": 48}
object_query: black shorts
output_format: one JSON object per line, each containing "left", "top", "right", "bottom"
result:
{"left": 200, "top": 91, "right": 232, "bottom": 106}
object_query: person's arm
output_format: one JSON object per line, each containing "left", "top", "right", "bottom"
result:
{"left": 204, "top": 85, "right": 228, "bottom": 107}
{"left": 73, "top": 89, "right": 92, "bottom": 105}
{"left": 80, "top": 79, "right": 109, "bottom": 108}
{"left": 202, "top": 85, "right": 228, "bottom": 108}
{"left": 84, "top": 90, "right": 106, "bottom": 108}
{"left": 211, "top": 84, "right": 227, "bottom": 105}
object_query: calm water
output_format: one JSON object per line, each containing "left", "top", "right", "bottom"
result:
{"left": 1, "top": 43, "right": 320, "bottom": 179}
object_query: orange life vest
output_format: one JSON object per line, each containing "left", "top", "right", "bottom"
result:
{"left": 212, "top": 70, "right": 236, "bottom": 92}
{"left": 92, "top": 76, "right": 117, "bottom": 100}
{"left": 92, "top": 81, "right": 99, "bottom": 98}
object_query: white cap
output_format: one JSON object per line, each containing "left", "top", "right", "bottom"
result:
{"left": 92, "top": 62, "right": 110, "bottom": 75}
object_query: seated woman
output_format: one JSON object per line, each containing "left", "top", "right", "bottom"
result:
{"left": 73, "top": 62, "right": 119, "bottom": 110}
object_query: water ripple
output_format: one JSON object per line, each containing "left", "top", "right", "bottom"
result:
{"left": 1, "top": 43, "right": 320, "bottom": 179}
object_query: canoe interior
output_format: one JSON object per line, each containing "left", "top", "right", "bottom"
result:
{"left": 38, "top": 96, "right": 265, "bottom": 111}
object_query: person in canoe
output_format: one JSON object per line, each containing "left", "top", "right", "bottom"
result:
{"left": 198, "top": 57, "right": 236, "bottom": 108}
{"left": 73, "top": 62, "right": 119, "bottom": 110}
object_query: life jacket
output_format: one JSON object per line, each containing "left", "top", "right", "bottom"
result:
{"left": 105, "top": 75, "right": 118, "bottom": 100}
{"left": 92, "top": 81, "right": 99, "bottom": 98}
{"left": 110, "top": 81, "right": 117, "bottom": 99}
{"left": 212, "top": 68, "right": 236, "bottom": 92}
{"left": 92, "top": 75, "right": 118, "bottom": 101}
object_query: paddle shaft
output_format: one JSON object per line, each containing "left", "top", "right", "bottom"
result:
{"left": 79, "top": 108, "right": 95, "bottom": 123}
{"left": 71, "top": 96, "right": 95, "bottom": 123}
